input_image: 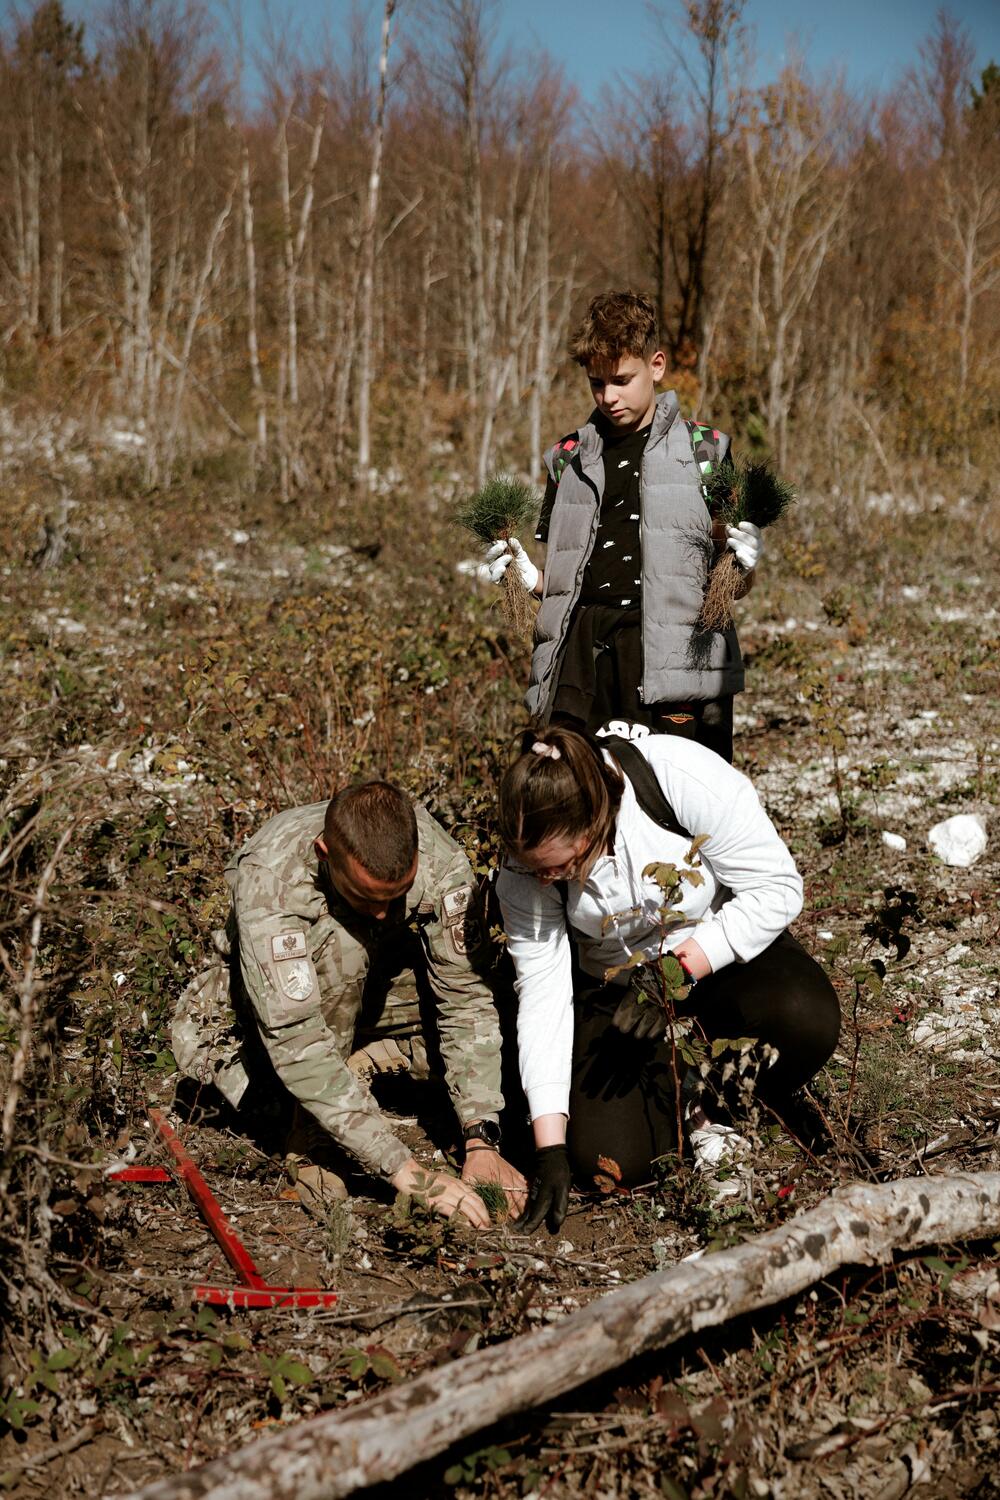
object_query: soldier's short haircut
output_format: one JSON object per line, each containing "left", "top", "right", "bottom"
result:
{"left": 324, "top": 781, "right": 418, "bottom": 882}
{"left": 568, "top": 290, "right": 659, "bottom": 367}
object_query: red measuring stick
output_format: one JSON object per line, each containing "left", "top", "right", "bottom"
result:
{"left": 149, "top": 1107, "right": 268, "bottom": 1290}
{"left": 111, "top": 1109, "right": 338, "bottom": 1309}
{"left": 195, "top": 1285, "right": 340, "bottom": 1309}
{"left": 109, "top": 1166, "right": 172, "bottom": 1183}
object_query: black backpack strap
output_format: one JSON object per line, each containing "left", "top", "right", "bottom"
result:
{"left": 603, "top": 737, "right": 688, "bottom": 840}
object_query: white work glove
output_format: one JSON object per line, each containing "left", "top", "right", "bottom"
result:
{"left": 477, "top": 537, "right": 539, "bottom": 592}
{"left": 725, "top": 520, "right": 763, "bottom": 570}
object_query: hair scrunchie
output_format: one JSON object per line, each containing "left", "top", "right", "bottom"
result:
{"left": 531, "top": 741, "right": 561, "bottom": 760}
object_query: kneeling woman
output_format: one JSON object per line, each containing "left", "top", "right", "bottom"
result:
{"left": 496, "top": 726, "right": 840, "bottom": 1233}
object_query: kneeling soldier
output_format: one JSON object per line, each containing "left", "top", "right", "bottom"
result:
{"left": 172, "top": 781, "right": 525, "bottom": 1227}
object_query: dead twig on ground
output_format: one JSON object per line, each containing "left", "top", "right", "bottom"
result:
{"left": 0, "top": 826, "right": 73, "bottom": 1177}
{"left": 0, "top": 1421, "right": 101, "bottom": 1475}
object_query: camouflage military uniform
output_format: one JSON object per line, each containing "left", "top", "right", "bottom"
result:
{"left": 172, "top": 803, "right": 503, "bottom": 1181}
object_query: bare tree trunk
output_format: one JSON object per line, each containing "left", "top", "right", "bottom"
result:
{"left": 277, "top": 97, "right": 325, "bottom": 493}
{"left": 356, "top": 0, "right": 396, "bottom": 489}
{"left": 415, "top": 220, "right": 440, "bottom": 402}
{"left": 25, "top": 105, "right": 41, "bottom": 332}
{"left": 527, "top": 145, "right": 557, "bottom": 475}
{"left": 743, "top": 74, "right": 852, "bottom": 466}
{"left": 330, "top": 266, "right": 360, "bottom": 475}
{"left": 160, "top": 189, "right": 234, "bottom": 476}
{"left": 241, "top": 146, "right": 267, "bottom": 458}
{"left": 92, "top": 101, "right": 155, "bottom": 466}
{"left": 125, "top": 1173, "right": 1000, "bottom": 1500}
{"left": 452, "top": 1, "right": 489, "bottom": 412}
{"left": 9, "top": 139, "right": 30, "bottom": 330}
{"left": 277, "top": 112, "right": 298, "bottom": 410}
{"left": 48, "top": 137, "right": 63, "bottom": 339}
{"left": 939, "top": 172, "right": 1000, "bottom": 405}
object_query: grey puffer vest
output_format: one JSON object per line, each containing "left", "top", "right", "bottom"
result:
{"left": 525, "top": 390, "right": 745, "bottom": 724}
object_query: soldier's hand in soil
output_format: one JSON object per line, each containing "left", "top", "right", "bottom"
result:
{"left": 391, "top": 1157, "right": 490, "bottom": 1229}
{"left": 725, "top": 520, "right": 763, "bottom": 570}
{"left": 612, "top": 977, "right": 668, "bottom": 1042}
{"left": 461, "top": 1148, "right": 528, "bottom": 1217}
{"left": 512, "top": 1144, "right": 571, "bottom": 1234}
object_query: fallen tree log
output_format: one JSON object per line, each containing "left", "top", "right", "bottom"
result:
{"left": 126, "top": 1172, "right": 1000, "bottom": 1500}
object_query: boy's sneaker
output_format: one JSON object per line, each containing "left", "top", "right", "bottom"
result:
{"left": 688, "top": 1119, "right": 752, "bottom": 1201}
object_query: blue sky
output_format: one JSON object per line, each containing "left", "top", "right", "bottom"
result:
{"left": 217, "top": 0, "right": 1000, "bottom": 106}
{"left": 55, "top": 1, "right": 1000, "bottom": 107}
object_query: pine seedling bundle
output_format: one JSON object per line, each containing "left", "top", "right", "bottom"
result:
{"left": 699, "top": 457, "right": 796, "bottom": 631}
{"left": 456, "top": 473, "right": 540, "bottom": 637}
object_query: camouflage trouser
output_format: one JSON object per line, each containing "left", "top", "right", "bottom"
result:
{"left": 170, "top": 938, "right": 435, "bottom": 1111}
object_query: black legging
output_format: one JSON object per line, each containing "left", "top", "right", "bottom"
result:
{"left": 567, "top": 930, "right": 840, "bottom": 1185}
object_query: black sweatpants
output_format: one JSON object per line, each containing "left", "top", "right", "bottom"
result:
{"left": 567, "top": 931, "right": 840, "bottom": 1186}
{"left": 550, "top": 611, "right": 736, "bottom": 764}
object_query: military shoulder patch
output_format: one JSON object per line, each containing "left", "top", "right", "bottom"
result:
{"left": 441, "top": 885, "right": 484, "bottom": 959}
{"left": 442, "top": 886, "right": 474, "bottom": 924}
{"left": 276, "top": 958, "right": 315, "bottom": 1002}
{"left": 271, "top": 931, "right": 307, "bottom": 962}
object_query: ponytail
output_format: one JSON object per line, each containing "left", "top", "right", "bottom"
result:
{"left": 498, "top": 725, "right": 623, "bottom": 870}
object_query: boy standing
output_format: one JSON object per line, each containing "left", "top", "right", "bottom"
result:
{"left": 483, "top": 291, "right": 762, "bottom": 762}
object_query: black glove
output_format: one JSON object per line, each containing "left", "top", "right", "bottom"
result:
{"left": 611, "top": 968, "right": 667, "bottom": 1041}
{"left": 513, "top": 1145, "right": 571, "bottom": 1234}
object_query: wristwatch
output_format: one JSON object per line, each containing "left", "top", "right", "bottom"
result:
{"left": 463, "top": 1119, "right": 502, "bottom": 1151}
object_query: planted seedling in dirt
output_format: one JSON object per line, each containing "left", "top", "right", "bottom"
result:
{"left": 699, "top": 457, "right": 795, "bottom": 630}
{"left": 333, "top": 1343, "right": 403, "bottom": 1390}
{"left": 474, "top": 1178, "right": 512, "bottom": 1222}
{"left": 456, "top": 473, "right": 539, "bottom": 637}
{"left": 258, "top": 1349, "right": 314, "bottom": 1407}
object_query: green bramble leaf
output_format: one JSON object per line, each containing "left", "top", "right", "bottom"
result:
{"left": 45, "top": 1348, "right": 81, "bottom": 1372}
{"left": 0, "top": 1393, "right": 41, "bottom": 1430}
{"left": 922, "top": 1253, "right": 969, "bottom": 1291}
{"left": 658, "top": 954, "right": 685, "bottom": 988}
{"left": 367, "top": 1348, "right": 403, "bottom": 1383}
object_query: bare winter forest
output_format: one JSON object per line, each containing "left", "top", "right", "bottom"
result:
{"left": 1, "top": 1, "right": 999, "bottom": 1496}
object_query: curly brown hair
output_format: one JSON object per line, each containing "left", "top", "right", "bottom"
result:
{"left": 568, "top": 290, "right": 660, "bottom": 368}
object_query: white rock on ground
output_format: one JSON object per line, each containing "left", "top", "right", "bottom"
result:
{"left": 882, "top": 831, "right": 907, "bottom": 852}
{"left": 927, "top": 814, "right": 987, "bottom": 868}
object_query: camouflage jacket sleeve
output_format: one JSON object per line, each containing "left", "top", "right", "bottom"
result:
{"left": 417, "top": 831, "right": 505, "bottom": 1127}
{"left": 235, "top": 887, "right": 412, "bottom": 1182}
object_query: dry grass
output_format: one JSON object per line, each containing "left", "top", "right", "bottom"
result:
{"left": 0, "top": 443, "right": 998, "bottom": 1497}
